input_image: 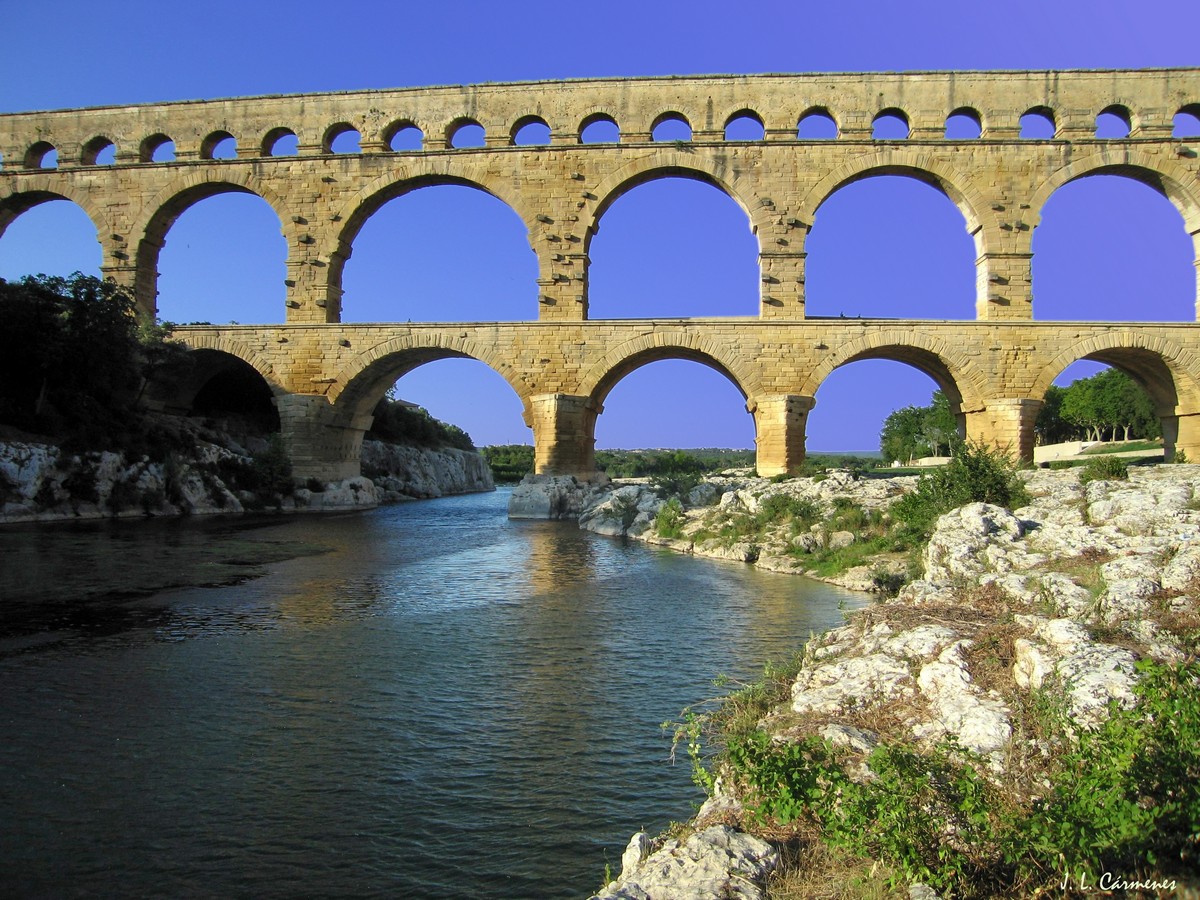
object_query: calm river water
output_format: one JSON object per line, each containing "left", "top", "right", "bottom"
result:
{"left": 0, "top": 488, "right": 860, "bottom": 899}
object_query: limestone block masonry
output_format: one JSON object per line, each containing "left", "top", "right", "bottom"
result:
{"left": 2, "top": 70, "right": 1199, "bottom": 478}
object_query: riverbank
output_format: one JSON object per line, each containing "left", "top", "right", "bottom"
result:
{"left": 584, "top": 464, "right": 1200, "bottom": 898}
{"left": 0, "top": 422, "right": 493, "bottom": 525}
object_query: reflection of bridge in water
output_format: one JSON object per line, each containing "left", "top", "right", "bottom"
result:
{"left": 2, "top": 69, "right": 1198, "bottom": 477}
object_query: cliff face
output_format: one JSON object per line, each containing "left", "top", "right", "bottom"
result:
{"left": 361, "top": 440, "right": 494, "bottom": 500}
{"left": 0, "top": 435, "right": 493, "bottom": 524}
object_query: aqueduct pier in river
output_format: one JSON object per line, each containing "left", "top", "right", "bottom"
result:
{"left": 2, "top": 69, "right": 1199, "bottom": 478}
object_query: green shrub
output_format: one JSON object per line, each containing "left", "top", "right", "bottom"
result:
{"left": 696, "top": 659, "right": 1200, "bottom": 896}
{"left": 655, "top": 497, "right": 686, "bottom": 539}
{"left": 892, "top": 441, "right": 1029, "bottom": 539}
{"left": 1078, "top": 454, "right": 1130, "bottom": 484}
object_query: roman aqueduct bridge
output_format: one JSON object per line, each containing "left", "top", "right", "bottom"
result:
{"left": 2, "top": 69, "right": 1199, "bottom": 478}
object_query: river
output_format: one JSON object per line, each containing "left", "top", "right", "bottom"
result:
{"left": 0, "top": 488, "right": 862, "bottom": 899}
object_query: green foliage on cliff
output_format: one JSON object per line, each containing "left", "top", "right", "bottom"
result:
{"left": 367, "top": 398, "right": 475, "bottom": 451}
{"left": 0, "top": 273, "right": 191, "bottom": 457}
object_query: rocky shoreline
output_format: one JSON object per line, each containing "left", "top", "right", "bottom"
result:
{"left": 0, "top": 431, "right": 493, "bottom": 525}
{"left": 508, "top": 467, "right": 1200, "bottom": 898}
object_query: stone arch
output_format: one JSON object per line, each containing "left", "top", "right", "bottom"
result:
{"left": 510, "top": 114, "right": 551, "bottom": 146}
{"left": 797, "top": 106, "right": 840, "bottom": 138}
{"left": 579, "top": 331, "right": 762, "bottom": 409}
{"left": 1028, "top": 153, "right": 1200, "bottom": 235}
{"left": 799, "top": 329, "right": 989, "bottom": 415}
{"left": 0, "top": 179, "right": 107, "bottom": 243}
{"left": 647, "top": 109, "right": 694, "bottom": 140}
{"left": 1095, "top": 102, "right": 1136, "bottom": 137}
{"left": 1031, "top": 331, "right": 1200, "bottom": 460}
{"left": 131, "top": 170, "right": 291, "bottom": 318}
{"left": 578, "top": 109, "right": 621, "bottom": 142}
{"left": 81, "top": 135, "right": 117, "bottom": 166}
{"left": 801, "top": 151, "right": 991, "bottom": 240}
{"left": 261, "top": 126, "right": 298, "bottom": 156}
{"left": 327, "top": 332, "right": 532, "bottom": 423}
{"left": 142, "top": 340, "right": 284, "bottom": 436}
{"left": 171, "top": 333, "right": 284, "bottom": 394}
{"left": 585, "top": 152, "right": 773, "bottom": 252}
{"left": 1030, "top": 331, "right": 1200, "bottom": 410}
{"left": 382, "top": 118, "right": 427, "bottom": 151}
{"left": 327, "top": 163, "right": 538, "bottom": 321}
{"left": 721, "top": 107, "right": 766, "bottom": 140}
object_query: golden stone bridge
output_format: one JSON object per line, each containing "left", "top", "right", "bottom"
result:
{"left": 2, "top": 69, "right": 1198, "bottom": 478}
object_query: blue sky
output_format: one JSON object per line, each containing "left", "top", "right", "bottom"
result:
{"left": 1, "top": 0, "right": 1197, "bottom": 451}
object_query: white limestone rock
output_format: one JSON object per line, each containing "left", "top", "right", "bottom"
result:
{"left": 590, "top": 826, "right": 777, "bottom": 900}
{"left": 912, "top": 642, "right": 1012, "bottom": 761}
{"left": 508, "top": 474, "right": 597, "bottom": 520}
{"left": 923, "top": 503, "right": 1026, "bottom": 582}
{"left": 792, "top": 652, "right": 915, "bottom": 715}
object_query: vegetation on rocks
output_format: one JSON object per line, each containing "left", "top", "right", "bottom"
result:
{"left": 598, "top": 457, "right": 1200, "bottom": 898}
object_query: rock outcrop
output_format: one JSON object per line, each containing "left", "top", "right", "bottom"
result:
{"left": 1, "top": 432, "right": 494, "bottom": 524}
{"left": 361, "top": 439, "right": 494, "bottom": 500}
{"left": 594, "top": 465, "right": 1200, "bottom": 897}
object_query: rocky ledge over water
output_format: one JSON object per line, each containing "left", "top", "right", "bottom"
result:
{"left": 585, "top": 465, "right": 1200, "bottom": 898}
{"left": 0, "top": 431, "right": 493, "bottom": 525}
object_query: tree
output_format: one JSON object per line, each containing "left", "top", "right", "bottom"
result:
{"left": 0, "top": 273, "right": 191, "bottom": 451}
{"left": 1041, "top": 368, "right": 1159, "bottom": 443}
{"left": 880, "top": 391, "right": 958, "bottom": 463}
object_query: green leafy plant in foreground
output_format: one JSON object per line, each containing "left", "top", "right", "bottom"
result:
{"left": 692, "top": 659, "right": 1200, "bottom": 896}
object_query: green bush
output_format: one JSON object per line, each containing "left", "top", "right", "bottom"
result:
{"left": 367, "top": 398, "right": 475, "bottom": 451}
{"left": 892, "top": 441, "right": 1029, "bottom": 539}
{"left": 654, "top": 497, "right": 686, "bottom": 539}
{"left": 1078, "top": 454, "right": 1130, "bottom": 484}
{"left": 699, "top": 659, "right": 1200, "bottom": 896}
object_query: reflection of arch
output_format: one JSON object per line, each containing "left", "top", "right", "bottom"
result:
{"left": 579, "top": 332, "right": 761, "bottom": 407}
{"left": 585, "top": 152, "right": 770, "bottom": 252}
{"left": 132, "top": 171, "right": 290, "bottom": 317}
{"left": 0, "top": 180, "right": 105, "bottom": 242}
{"left": 1028, "top": 155, "right": 1200, "bottom": 234}
{"left": 1030, "top": 332, "right": 1200, "bottom": 411}
{"left": 329, "top": 334, "right": 531, "bottom": 421}
{"left": 801, "top": 153, "right": 990, "bottom": 240}
{"left": 799, "top": 331, "right": 989, "bottom": 414}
